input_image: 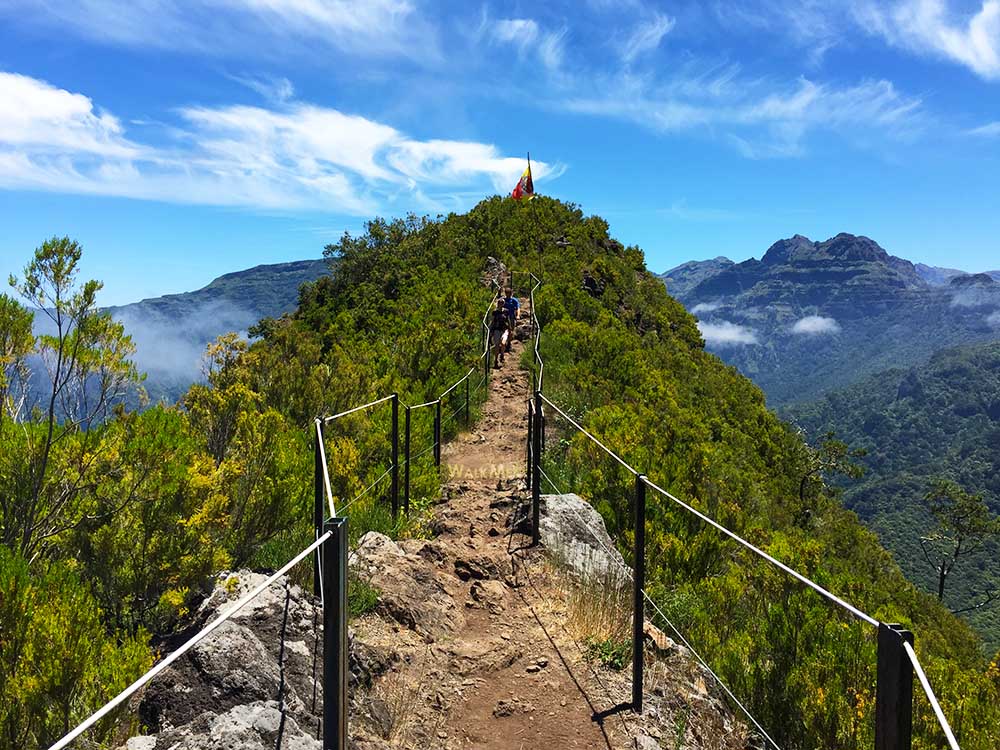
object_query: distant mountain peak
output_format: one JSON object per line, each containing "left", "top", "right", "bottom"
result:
{"left": 950, "top": 272, "right": 998, "bottom": 288}
{"left": 761, "top": 233, "right": 893, "bottom": 266}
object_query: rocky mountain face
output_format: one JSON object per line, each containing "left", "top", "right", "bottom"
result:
{"left": 662, "top": 234, "right": 1000, "bottom": 405}
{"left": 106, "top": 259, "right": 328, "bottom": 403}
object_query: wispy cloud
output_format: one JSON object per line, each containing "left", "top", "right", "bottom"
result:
{"left": 489, "top": 17, "right": 567, "bottom": 71}
{"left": 698, "top": 320, "right": 759, "bottom": 346}
{"left": 619, "top": 13, "right": 675, "bottom": 63}
{"left": 855, "top": 0, "right": 1000, "bottom": 80}
{"left": 987, "top": 310, "right": 1000, "bottom": 326}
{"left": 691, "top": 301, "right": 723, "bottom": 314}
{"left": 230, "top": 74, "right": 296, "bottom": 103}
{"left": 0, "top": 71, "right": 563, "bottom": 214}
{"left": 564, "top": 67, "right": 924, "bottom": 158}
{"left": 0, "top": 0, "right": 441, "bottom": 63}
{"left": 791, "top": 315, "right": 841, "bottom": 335}
{"left": 967, "top": 120, "right": 1000, "bottom": 136}
{"left": 663, "top": 198, "right": 743, "bottom": 222}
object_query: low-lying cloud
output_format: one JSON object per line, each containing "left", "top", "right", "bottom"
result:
{"left": 111, "top": 299, "right": 258, "bottom": 398}
{"left": 691, "top": 301, "right": 723, "bottom": 315}
{"left": 698, "top": 320, "right": 758, "bottom": 347}
{"left": 791, "top": 315, "right": 841, "bottom": 335}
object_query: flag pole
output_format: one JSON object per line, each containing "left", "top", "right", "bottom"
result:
{"left": 527, "top": 151, "right": 543, "bottom": 282}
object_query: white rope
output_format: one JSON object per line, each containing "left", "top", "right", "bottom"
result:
{"left": 323, "top": 394, "right": 395, "bottom": 423}
{"left": 534, "top": 467, "right": 781, "bottom": 750}
{"left": 315, "top": 419, "right": 336, "bottom": 517}
{"left": 538, "top": 394, "right": 638, "bottom": 476}
{"left": 339, "top": 466, "right": 394, "bottom": 515}
{"left": 409, "top": 399, "right": 439, "bottom": 410}
{"left": 439, "top": 367, "right": 476, "bottom": 399}
{"left": 48, "top": 532, "right": 333, "bottom": 750}
{"left": 903, "top": 642, "right": 961, "bottom": 750}
{"left": 640, "top": 476, "right": 879, "bottom": 628}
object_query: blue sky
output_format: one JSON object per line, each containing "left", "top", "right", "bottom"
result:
{"left": 1, "top": 0, "right": 999, "bottom": 305}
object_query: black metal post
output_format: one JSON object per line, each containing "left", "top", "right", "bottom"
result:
{"left": 390, "top": 395, "right": 399, "bottom": 519}
{"left": 465, "top": 377, "right": 470, "bottom": 428}
{"left": 404, "top": 406, "right": 411, "bottom": 517}
{"left": 876, "top": 623, "right": 914, "bottom": 750}
{"left": 322, "top": 518, "right": 348, "bottom": 750}
{"left": 632, "top": 474, "right": 647, "bottom": 713}
{"left": 434, "top": 400, "right": 441, "bottom": 467}
{"left": 540, "top": 404, "right": 546, "bottom": 453}
{"left": 313, "top": 421, "right": 324, "bottom": 597}
{"left": 531, "top": 390, "right": 542, "bottom": 546}
{"left": 526, "top": 400, "right": 533, "bottom": 491}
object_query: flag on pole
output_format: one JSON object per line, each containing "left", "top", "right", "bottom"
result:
{"left": 511, "top": 162, "right": 534, "bottom": 200}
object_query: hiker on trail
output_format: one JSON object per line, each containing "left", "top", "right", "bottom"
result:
{"left": 503, "top": 288, "right": 520, "bottom": 353}
{"left": 489, "top": 298, "right": 510, "bottom": 368}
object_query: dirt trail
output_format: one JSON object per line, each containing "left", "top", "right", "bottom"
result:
{"left": 426, "top": 308, "right": 632, "bottom": 749}
{"left": 358, "top": 306, "right": 634, "bottom": 750}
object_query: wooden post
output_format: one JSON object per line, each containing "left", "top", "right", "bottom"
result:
{"left": 322, "top": 517, "right": 348, "bottom": 750}
{"left": 632, "top": 474, "right": 647, "bottom": 713}
{"left": 876, "top": 623, "right": 914, "bottom": 750}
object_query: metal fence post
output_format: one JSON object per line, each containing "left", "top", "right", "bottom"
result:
{"left": 434, "top": 400, "right": 441, "bottom": 467}
{"left": 465, "top": 377, "right": 470, "bottom": 428}
{"left": 632, "top": 474, "right": 647, "bottom": 713}
{"left": 531, "top": 391, "right": 542, "bottom": 546}
{"left": 876, "top": 623, "right": 914, "bottom": 750}
{"left": 526, "top": 400, "right": 533, "bottom": 491}
{"left": 404, "top": 406, "right": 411, "bottom": 517}
{"left": 390, "top": 394, "right": 399, "bottom": 520}
{"left": 313, "top": 420, "right": 324, "bottom": 598}
{"left": 322, "top": 517, "right": 348, "bottom": 750}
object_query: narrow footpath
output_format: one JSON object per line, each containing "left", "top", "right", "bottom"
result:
{"left": 351, "top": 306, "right": 638, "bottom": 749}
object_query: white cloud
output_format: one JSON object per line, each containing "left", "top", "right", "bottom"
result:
{"left": 691, "top": 302, "right": 722, "bottom": 314}
{"left": 564, "top": 70, "right": 923, "bottom": 158}
{"left": 698, "top": 320, "right": 759, "bottom": 346}
{"left": 987, "top": 310, "right": 1000, "bottom": 326}
{"left": 231, "top": 74, "right": 295, "bottom": 103}
{"left": 0, "top": 72, "right": 562, "bottom": 214}
{"left": 968, "top": 121, "right": 1000, "bottom": 135}
{"left": 791, "top": 315, "right": 841, "bottom": 335}
{"left": 0, "top": 72, "right": 140, "bottom": 158}
{"left": 619, "top": 13, "right": 675, "bottom": 63}
{"left": 856, "top": 0, "right": 1000, "bottom": 80}
{"left": 490, "top": 17, "right": 567, "bottom": 71}
{"left": 0, "top": 0, "right": 439, "bottom": 62}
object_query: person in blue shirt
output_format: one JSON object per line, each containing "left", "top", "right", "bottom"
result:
{"left": 489, "top": 299, "right": 510, "bottom": 367}
{"left": 502, "top": 288, "right": 520, "bottom": 353}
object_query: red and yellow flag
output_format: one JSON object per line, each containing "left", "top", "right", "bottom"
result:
{"left": 511, "top": 163, "right": 534, "bottom": 200}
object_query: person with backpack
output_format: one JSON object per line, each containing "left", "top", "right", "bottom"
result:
{"left": 502, "top": 288, "right": 520, "bottom": 353}
{"left": 489, "top": 298, "right": 510, "bottom": 368}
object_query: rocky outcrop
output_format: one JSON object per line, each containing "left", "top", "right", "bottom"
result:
{"left": 537, "top": 492, "right": 629, "bottom": 584}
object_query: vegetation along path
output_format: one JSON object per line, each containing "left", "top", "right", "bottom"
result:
{"left": 349, "top": 304, "right": 751, "bottom": 749}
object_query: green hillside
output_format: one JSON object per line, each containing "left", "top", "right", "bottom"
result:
{"left": 3, "top": 207, "right": 999, "bottom": 749}
{"left": 785, "top": 343, "right": 1000, "bottom": 651}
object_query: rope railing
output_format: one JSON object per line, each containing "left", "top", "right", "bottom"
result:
{"left": 322, "top": 394, "right": 395, "bottom": 424}
{"left": 48, "top": 532, "right": 333, "bottom": 750}
{"left": 536, "top": 464, "right": 783, "bottom": 750}
{"left": 526, "top": 268, "right": 963, "bottom": 749}
{"left": 903, "top": 642, "right": 960, "bottom": 750}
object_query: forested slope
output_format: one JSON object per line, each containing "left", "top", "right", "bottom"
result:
{"left": 786, "top": 342, "right": 1000, "bottom": 651}
{"left": 2, "top": 203, "right": 998, "bottom": 749}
